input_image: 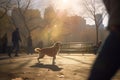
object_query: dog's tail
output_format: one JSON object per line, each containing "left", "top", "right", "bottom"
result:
{"left": 34, "top": 48, "right": 41, "bottom": 53}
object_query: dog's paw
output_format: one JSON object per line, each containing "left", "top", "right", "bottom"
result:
{"left": 37, "top": 59, "right": 40, "bottom": 63}
{"left": 38, "top": 60, "right": 41, "bottom": 63}
{"left": 52, "top": 62, "right": 56, "bottom": 65}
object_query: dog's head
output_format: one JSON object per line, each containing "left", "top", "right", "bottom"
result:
{"left": 53, "top": 42, "right": 61, "bottom": 47}
{"left": 34, "top": 48, "right": 41, "bottom": 53}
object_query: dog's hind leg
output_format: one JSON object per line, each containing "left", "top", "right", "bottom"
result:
{"left": 37, "top": 53, "right": 45, "bottom": 63}
{"left": 52, "top": 56, "right": 56, "bottom": 65}
{"left": 37, "top": 57, "right": 40, "bottom": 63}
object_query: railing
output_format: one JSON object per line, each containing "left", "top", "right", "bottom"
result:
{"left": 60, "top": 42, "right": 95, "bottom": 53}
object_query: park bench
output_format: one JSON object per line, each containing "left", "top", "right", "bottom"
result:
{"left": 60, "top": 42, "right": 95, "bottom": 54}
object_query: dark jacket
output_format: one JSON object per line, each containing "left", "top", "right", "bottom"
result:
{"left": 12, "top": 29, "right": 21, "bottom": 43}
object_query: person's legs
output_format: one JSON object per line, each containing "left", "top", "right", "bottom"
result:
{"left": 14, "top": 42, "right": 19, "bottom": 56}
{"left": 2, "top": 43, "right": 7, "bottom": 53}
{"left": 88, "top": 32, "right": 120, "bottom": 80}
{"left": 27, "top": 47, "right": 33, "bottom": 55}
{"left": 8, "top": 47, "right": 12, "bottom": 57}
{"left": 8, "top": 42, "right": 16, "bottom": 57}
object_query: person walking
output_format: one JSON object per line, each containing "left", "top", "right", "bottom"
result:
{"left": 8, "top": 28, "right": 21, "bottom": 57}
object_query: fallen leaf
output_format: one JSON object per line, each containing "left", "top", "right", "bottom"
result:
{"left": 12, "top": 77, "right": 23, "bottom": 80}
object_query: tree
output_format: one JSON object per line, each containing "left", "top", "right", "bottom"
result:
{"left": 0, "top": 0, "right": 13, "bottom": 35}
{"left": 11, "top": 0, "right": 43, "bottom": 46}
{"left": 44, "top": 5, "right": 56, "bottom": 26}
{"left": 0, "top": 0, "right": 11, "bottom": 19}
{"left": 0, "top": 11, "right": 11, "bottom": 37}
{"left": 16, "top": 0, "right": 31, "bottom": 34}
{"left": 83, "top": 0, "right": 107, "bottom": 45}
{"left": 44, "top": 5, "right": 57, "bottom": 44}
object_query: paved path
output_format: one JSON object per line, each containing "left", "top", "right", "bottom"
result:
{"left": 0, "top": 53, "right": 120, "bottom": 80}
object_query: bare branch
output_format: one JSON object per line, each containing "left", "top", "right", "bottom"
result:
{"left": 23, "top": 0, "right": 31, "bottom": 14}
{"left": 97, "top": 12, "right": 107, "bottom": 26}
{"left": 0, "top": 6, "right": 7, "bottom": 18}
{"left": 16, "top": 0, "right": 31, "bottom": 34}
{"left": 83, "top": 0, "right": 107, "bottom": 44}
{"left": 83, "top": 0, "right": 95, "bottom": 20}
{"left": 0, "top": 0, "right": 12, "bottom": 18}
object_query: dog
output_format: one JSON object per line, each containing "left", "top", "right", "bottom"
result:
{"left": 34, "top": 42, "right": 61, "bottom": 65}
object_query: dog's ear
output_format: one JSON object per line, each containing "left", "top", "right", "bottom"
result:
{"left": 54, "top": 42, "right": 61, "bottom": 47}
{"left": 57, "top": 42, "right": 61, "bottom": 45}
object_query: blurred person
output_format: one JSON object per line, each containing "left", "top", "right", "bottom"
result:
{"left": 88, "top": 0, "right": 120, "bottom": 80}
{"left": 1, "top": 33, "right": 8, "bottom": 53}
{"left": 8, "top": 28, "right": 21, "bottom": 57}
{"left": 27, "top": 35, "right": 33, "bottom": 55}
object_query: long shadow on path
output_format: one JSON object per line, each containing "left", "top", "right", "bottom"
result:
{"left": 30, "top": 63, "right": 63, "bottom": 71}
{"left": 0, "top": 56, "right": 10, "bottom": 60}
{"left": 59, "top": 55, "right": 91, "bottom": 65}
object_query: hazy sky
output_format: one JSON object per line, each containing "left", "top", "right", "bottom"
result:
{"left": 31, "top": 0, "right": 103, "bottom": 16}
{"left": 6, "top": 0, "right": 107, "bottom": 26}
{"left": 29, "top": 0, "right": 107, "bottom": 26}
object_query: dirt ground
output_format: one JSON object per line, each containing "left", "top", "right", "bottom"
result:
{"left": 0, "top": 53, "right": 120, "bottom": 80}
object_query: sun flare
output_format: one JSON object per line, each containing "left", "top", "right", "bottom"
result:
{"left": 52, "top": 0, "right": 82, "bottom": 15}
{"left": 62, "top": 0, "right": 68, "bottom": 4}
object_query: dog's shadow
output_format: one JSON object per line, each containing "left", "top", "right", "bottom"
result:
{"left": 30, "top": 63, "right": 63, "bottom": 71}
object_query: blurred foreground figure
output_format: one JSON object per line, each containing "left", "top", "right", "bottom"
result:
{"left": 8, "top": 28, "right": 21, "bottom": 57}
{"left": 88, "top": 0, "right": 120, "bottom": 80}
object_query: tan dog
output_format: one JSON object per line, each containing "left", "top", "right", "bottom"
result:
{"left": 34, "top": 42, "right": 61, "bottom": 65}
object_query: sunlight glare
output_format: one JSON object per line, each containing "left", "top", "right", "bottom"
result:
{"left": 63, "top": 0, "right": 68, "bottom": 4}
{"left": 52, "top": 0, "right": 83, "bottom": 16}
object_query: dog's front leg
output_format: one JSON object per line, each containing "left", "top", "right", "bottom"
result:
{"left": 52, "top": 56, "right": 56, "bottom": 65}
